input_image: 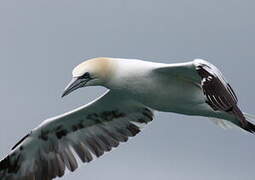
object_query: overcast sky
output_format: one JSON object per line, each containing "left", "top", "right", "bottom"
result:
{"left": 0, "top": 0, "right": 255, "bottom": 180}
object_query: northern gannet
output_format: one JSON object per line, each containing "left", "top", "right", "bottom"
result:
{"left": 0, "top": 57, "right": 254, "bottom": 180}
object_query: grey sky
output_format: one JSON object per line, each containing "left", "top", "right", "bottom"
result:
{"left": 0, "top": 0, "right": 255, "bottom": 179}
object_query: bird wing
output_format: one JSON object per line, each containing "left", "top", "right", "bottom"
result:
{"left": 154, "top": 59, "right": 238, "bottom": 111}
{"left": 155, "top": 59, "right": 254, "bottom": 132}
{"left": 0, "top": 90, "right": 154, "bottom": 180}
{"left": 193, "top": 60, "right": 255, "bottom": 132}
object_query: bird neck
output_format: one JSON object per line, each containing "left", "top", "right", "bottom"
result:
{"left": 104, "top": 59, "right": 162, "bottom": 90}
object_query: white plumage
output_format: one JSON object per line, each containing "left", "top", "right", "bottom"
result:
{"left": 0, "top": 57, "right": 254, "bottom": 180}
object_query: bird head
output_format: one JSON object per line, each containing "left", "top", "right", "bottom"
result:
{"left": 62, "top": 57, "right": 116, "bottom": 97}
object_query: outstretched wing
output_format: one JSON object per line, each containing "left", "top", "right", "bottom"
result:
{"left": 194, "top": 59, "right": 255, "bottom": 132}
{"left": 154, "top": 59, "right": 240, "bottom": 112}
{"left": 0, "top": 90, "right": 154, "bottom": 180}
{"left": 154, "top": 59, "right": 255, "bottom": 132}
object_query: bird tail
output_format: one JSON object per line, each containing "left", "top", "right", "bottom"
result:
{"left": 209, "top": 113, "right": 255, "bottom": 133}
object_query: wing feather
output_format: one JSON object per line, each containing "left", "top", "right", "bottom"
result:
{"left": 0, "top": 90, "right": 154, "bottom": 180}
{"left": 154, "top": 58, "right": 255, "bottom": 132}
{"left": 194, "top": 59, "right": 255, "bottom": 132}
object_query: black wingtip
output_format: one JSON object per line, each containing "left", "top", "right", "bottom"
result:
{"left": 241, "top": 120, "right": 255, "bottom": 134}
{"left": 231, "top": 107, "right": 255, "bottom": 134}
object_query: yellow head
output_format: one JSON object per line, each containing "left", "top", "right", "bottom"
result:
{"left": 62, "top": 57, "right": 116, "bottom": 97}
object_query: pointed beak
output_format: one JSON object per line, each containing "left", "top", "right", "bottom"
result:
{"left": 61, "top": 77, "right": 82, "bottom": 98}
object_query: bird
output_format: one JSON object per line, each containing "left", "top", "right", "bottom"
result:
{"left": 0, "top": 57, "right": 254, "bottom": 180}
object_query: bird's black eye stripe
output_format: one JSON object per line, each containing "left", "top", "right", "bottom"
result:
{"left": 79, "top": 72, "right": 90, "bottom": 79}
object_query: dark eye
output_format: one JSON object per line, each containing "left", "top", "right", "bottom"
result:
{"left": 80, "top": 72, "right": 90, "bottom": 79}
